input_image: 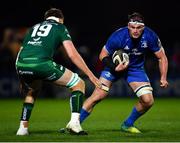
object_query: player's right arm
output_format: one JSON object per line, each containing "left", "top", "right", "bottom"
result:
{"left": 63, "top": 40, "right": 101, "bottom": 88}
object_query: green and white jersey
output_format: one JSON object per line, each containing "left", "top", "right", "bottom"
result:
{"left": 17, "top": 19, "right": 71, "bottom": 63}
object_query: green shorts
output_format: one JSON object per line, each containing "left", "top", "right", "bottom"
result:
{"left": 16, "top": 60, "right": 65, "bottom": 81}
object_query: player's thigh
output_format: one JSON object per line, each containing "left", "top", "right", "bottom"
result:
{"left": 36, "top": 61, "right": 73, "bottom": 86}
{"left": 127, "top": 68, "right": 153, "bottom": 95}
{"left": 53, "top": 68, "right": 74, "bottom": 87}
{"left": 53, "top": 68, "right": 73, "bottom": 86}
{"left": 42, "top": 61, "right": 84, "bottom": 91}
{"left": 129, "top": 82, "right": 151, "bottom": 91}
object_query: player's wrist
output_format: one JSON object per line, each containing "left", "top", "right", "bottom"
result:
{"left": 160, "top": 76, "right": 167, "bottom": 81}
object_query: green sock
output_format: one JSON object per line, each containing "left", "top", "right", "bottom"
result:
{"left": 70, "top": 91, "right": 84, "bottom": 113}
{"left": 20, "top": 103, "right": 34, "bottom": 121}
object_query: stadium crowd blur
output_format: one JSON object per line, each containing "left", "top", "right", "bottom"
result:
{"left": 1, "top": 0, "right": 180, "bottom": 98}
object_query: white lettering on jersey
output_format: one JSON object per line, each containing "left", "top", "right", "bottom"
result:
{"left": 141, "top": 41, "right": 148, "bottom": 48}
{"left": 130, "top": 48, "right": 142, "bottom": 55}
{"left": 27, "top": 41, "right": 42, "bottom": 46}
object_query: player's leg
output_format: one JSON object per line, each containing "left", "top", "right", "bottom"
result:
{"left": 80, "top": 77, "right": 112, "bottom": 123}
{"left": 121, "top": 81, "right": 153, "bottom": 133}
{"left": 53, "top": 68, "right": 87, "bottom": 134}
{"left": 16, "top": 79, "right": 42, "bottom": 135}
{"left": 120, "top": 69, "right": 154, "bottom": 133}
{"left": 80, "top": 69, "right": 116, "bottom": 124}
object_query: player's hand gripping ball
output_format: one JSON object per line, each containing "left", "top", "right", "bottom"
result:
{"left": 112, "top": 49, "right": 129, "bottom": 66}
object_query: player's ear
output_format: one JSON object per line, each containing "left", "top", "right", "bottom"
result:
{"left": 59, "top": 18, "right": 64, "bottom": 24}
{"left": 142, "top": 25, "right": 145, "bottom": 30}
{"left": 127, "top": 23, "right": 131, "bottom": 29}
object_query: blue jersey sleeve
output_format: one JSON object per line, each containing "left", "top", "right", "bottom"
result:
{"left": 148, "top": 30, "right": 162, "bottom": 52}
{"left": 105, "top": 32, "right": 121, "bottom": 55}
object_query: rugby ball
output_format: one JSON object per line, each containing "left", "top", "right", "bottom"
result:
{"left": 112, "top": 49, "right": 129, "bottom": 66}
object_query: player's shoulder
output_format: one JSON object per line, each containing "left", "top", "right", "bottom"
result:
{"left": 56, "top": 22, "right": 69, "bottom": 32}
{"left": 144, "top": 26, "right": 159, "bottom": 40}
{"left": 144, "top": 26, "right": 158, "bottom": 37}
{"left": 114, "top": 26, "right": 128, "bottom": 34}
{"left": 111, "top": 26, "right": 128, "bottom": 37}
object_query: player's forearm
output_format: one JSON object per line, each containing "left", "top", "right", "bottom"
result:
{"left": 158, "top": 56, "right": 168, "bottom": 80}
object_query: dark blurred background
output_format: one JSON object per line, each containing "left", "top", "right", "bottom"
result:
{"left": 0, "top": 0, "right": 180, "bottom": 98}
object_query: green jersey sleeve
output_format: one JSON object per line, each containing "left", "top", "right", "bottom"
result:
{"left": 58, "top": 25, "right": 72, "bottom": 42}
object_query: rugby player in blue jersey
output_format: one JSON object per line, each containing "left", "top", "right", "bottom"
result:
{"left": 80, "top": 12, "right": 168, "bottom": 133}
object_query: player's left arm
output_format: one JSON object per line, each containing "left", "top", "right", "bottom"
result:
{"left": 154, "top": 48, "right": 169, "bottom": 88}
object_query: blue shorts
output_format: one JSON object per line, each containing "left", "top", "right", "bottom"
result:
{"left": 100, "top": 67, "right": 150, "bottom": 83}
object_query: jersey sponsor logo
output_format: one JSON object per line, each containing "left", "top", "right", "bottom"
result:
{"left": 129, "top": 48, "right": 142, "bottom": 55}
{"left": 19, "top": 70, "right": 33, "bottom": 75}
{"left": 28, "top": 23, "right": 52, "bottom": 46}
{"left": 27, "top": 40, "right": 42, "bottom": 46}
{"left": 141, "top": 41, "right": 148, "bottom": 48}
{"left": 27, "top": 37, "right": 42, "bottom": 46}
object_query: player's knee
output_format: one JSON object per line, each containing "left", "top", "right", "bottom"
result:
{"left": 142, "top": 96, "right": 154, "bottom": 107}
{"left": 80, "top": 79, "right": 85, "bottom": 88}
{"left": 75, "top": 79, "right": 85, "bottom": 92}
{"left": 68, "top": 73, "right": 85, "bottom": 93}
{"left": 136, "top": 85, "right": 154, "bottom": 108}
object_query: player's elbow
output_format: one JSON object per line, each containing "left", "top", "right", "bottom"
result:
{"left": 159, "top": 56, "right": 168, "bottom": 65}
{"left": 67, "top": 52, "right": 76, "bottom": 60}
{"left": 164, "top": 56, "right": 168, "bottom": 64}
{"left": 99, "top": 48, "right": 109, "bottom": 61}
{"left": 99, "top": 54, "right": 104, "bottom": 61}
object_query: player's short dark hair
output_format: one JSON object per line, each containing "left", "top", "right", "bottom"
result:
{"left": 44, "top": 8, "right": 64, "bottom": 20}
{"left": 128, "top": 12, "right": 144, "bottom": 23}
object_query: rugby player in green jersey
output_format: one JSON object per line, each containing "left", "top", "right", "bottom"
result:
{"left": 15, "top": 8, "right": 101, "bottom": 135}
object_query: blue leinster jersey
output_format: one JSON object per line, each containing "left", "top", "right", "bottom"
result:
{"left": 105, "top": 26, "right": 162, "bottom": 70}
